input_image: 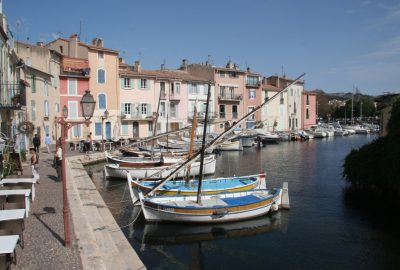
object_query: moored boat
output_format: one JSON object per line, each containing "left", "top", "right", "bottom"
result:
{"left": 105, "top": 155, "right": 216, "bottom": 179}
{"left": 129, "top": 173, "right": 263, "bottom": 195}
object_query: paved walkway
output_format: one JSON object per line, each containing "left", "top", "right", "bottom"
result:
{"left": 14, "top": 148, "right": 82, "bottom": 269}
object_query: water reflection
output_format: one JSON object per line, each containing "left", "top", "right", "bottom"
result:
{"left": 86, "top": 135, "right": 400, "bottom": 270}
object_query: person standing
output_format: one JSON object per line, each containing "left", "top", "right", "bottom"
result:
{"left": 33, "top": 134, "right": 41, "bottom": 153}
{"left": 44, "top": 134, "right": 52, "bottom": 153}
{"left": 30, "top": 147, "right": 39, "bottom": 173}
{"left": 55, "top": 143, "right": 62, "bottom": 181}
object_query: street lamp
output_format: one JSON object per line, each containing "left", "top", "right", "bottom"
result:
{"left": 58, "top": 90, "right": 95, "bottom": 247}
{"left": 101, "top": 109, "right": 109, "bottom": 151}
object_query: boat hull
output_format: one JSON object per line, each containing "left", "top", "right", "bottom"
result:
{"left": 140, "top": 189, "right": 282, "bottom": 223}
{"left": 219, "top": 140, "right": 243, "bottom": 151}
{"left": 105, "top": 155, "right": 216, "bottom": 179}
{"left": 132, "top": 176, "right": 261, "bottom": 195}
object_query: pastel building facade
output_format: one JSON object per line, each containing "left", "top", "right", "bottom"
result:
{"left": 301, "top": 91, "right": 317, "bottom": 129}
{"left": 266, "top": 75, "right": 304, "bottom": 131}
{"left": 261, "top": 81, "right": 282, "bottom": 131}
{"left": 187, "top": 60, "right": 245, "bottom": 133}
{"left": 47, "top": 35, "right": 120, "bottom": 141}
{"left": 16, "top": 41, "right": 61, "bottom": 147}
{"left": 244, "top": 70, "right": 262, "bottom": 129}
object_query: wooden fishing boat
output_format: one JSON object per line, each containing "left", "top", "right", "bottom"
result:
{"left": 119, "top": 147, "right": 152, "bottom": 157}
{"left": 128, "top": 173, "right": 263, "bottom": 195}
{"left": 105, "top": 155, "right": 216, "bottom": 179}
{"left": 105, "top": 151, "right": 167, "bottom": 167}
{"left": 137, "top": 187, "right": 283, "bottom": 223}
{"left": 218, "top": 139, "right": 243, "bottom": 151}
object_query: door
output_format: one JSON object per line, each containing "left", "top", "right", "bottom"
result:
{"left": 105, "top": 122, "right": 111, "bottom": 140}
{"left": 132, "top": 122, "right": 139, "bottom": 137}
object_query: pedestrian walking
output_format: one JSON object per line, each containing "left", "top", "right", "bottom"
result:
{"left": 45, "top": 134, "right": 52, "bottom": 153}
{"left": 33, "top": 134, "right": 41, "bottom": 153}
{"left": 84, "top": 133, "right": 92, "bottom": 153}
{"left": 55, "top": 143, "right": 62, "bottom": 181}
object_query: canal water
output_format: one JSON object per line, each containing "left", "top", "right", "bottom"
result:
{"left": 86, "top": 135, "right": 400, "bottom": 270}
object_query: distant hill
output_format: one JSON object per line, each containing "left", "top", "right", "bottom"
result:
{"left": 309, "top": 89, "right": 374, "bottom": 101}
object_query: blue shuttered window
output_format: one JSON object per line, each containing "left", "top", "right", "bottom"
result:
{"left": 95, "top": 123, "right": 102, "bottom": 136}
{"left": 98, "top": 94, "right": 106, "bottom": 109}
{"left": 98, "top": 69, "right": 106, "bottom": 84}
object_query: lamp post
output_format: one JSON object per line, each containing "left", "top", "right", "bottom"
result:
{"left": 58, "top": 90, "right": 95, "bottom": 247}
{"left": 101, "top": 109, "right": 109, "bottom": 151}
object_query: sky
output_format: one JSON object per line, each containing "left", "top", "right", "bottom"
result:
{"left": 4, "top": 0, "right": 400, "bottom": 95}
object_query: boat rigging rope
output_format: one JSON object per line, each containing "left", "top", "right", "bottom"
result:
{"left": 96, "top": 206, "right": 142, "bottom": 232}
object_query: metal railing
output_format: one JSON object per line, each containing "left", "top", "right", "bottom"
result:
{"left": 0, "top": 83, "right": 25, "bottom": 109}
{"left": 218, "top": 94, "right": 242, "bottom": 101}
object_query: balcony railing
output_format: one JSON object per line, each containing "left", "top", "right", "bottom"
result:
{"left": 219, "top": 112, "right": 226, "bottom": 118}
{"left": 121, "top": 111, "right": 152, "bottom": 120}
{"left": 246, "top": 82, "right": 261, "bottom": 87}
{"left": 218, "top": 94, "right": 242, "bottom": 102}
{"left": 0, "top": 82, "right": 25, "bottom": 109}
{"left": 188, "top": 112, "right": 217, "bottom": 120}
{"left": 169, "top": 93, "right": 180, "bottom": 101}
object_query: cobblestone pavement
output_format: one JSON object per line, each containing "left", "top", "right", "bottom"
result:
{"left": 13, "top": 147, "right": 82, "bottom": 270}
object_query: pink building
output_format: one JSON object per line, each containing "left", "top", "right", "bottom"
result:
{"left": 302, "top": 91, "right": 317, "bottom": 129}
{"left": 244, "top": 69, "right": 262, "bottom": 129}
{"left": 59, "top": 56, "right": 90, "bottom": 140}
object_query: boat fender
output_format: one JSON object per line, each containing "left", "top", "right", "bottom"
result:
{"left": 270, "top": 203, "right": 279, "bottom": 212}
{"left": 212, "top": 209, "right": 228, "bottom": 218}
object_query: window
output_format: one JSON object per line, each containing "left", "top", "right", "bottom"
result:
{"left": 55, "top": 103, "right": 60, "bottom": 113}
{"left": 306, "top": 95, "right": 310, "bottom": 105}
{"left": 44, "top": 79, "right": 48, "bottom": 96}
{"left": 123, "top": 78, "right": 131, "bottom": 89}
{"left": 31, "top": 75, "right": 36, "bottom": 93}
{"left": 246, "top": 76, "right": 259, "bottom": 86}
{"left": 121, "top": 123, "right": 129, "bottom": 135}
{"left": 95, "top": 123, "right": 102, "bottom": 136}
{"left": 44, "top": 100, "right": 49, "bottom": 117}
{"left": 98, "top": 51, "right": 104, "bottom": 59}
{"left": 232, "top": 105, "right": 238, "bottom": 119}
{"left": 160, "top": 102, "right": 166, "bottom": 117}
{"left": 280, "top": 92, "right": 284, "bottom": 104}
{"left": 189, "top": 84, "right": 198, "bottom": 94}
{"left": 31, "top": 100, "right": 36, "bottom": 121}
{"left": 175, "top": 83, "right": 180, "bottom": 94}
{"left": 290, "top": 88, "right": 293, "bottom": 96}
{"left": 296, "top": 118, "right": 298, "bottom": 127}
{"left": 248, "top": 107, "right": 255, "bottom": 120}
{"left": 219, "top": 71, "right": 225, "bottom": 78}
{"left": 69, "top": 101, "right": 81, "bottom": 136}
{"left": 140, "top": 79, "right": 147, "bottom": 89}
{"left": 68, "top": 79, "right": 77, "bottom": 95}
{"left": 148, "top": 121, "right": 153, "bottom": 132}
{"left": 219, "top": 86, "right": 225, "bottom": 98}
{"left": 160, "top": 82, "right": 165, "bottom": 92}
{"left": 289, "top": 117, "right": 291, "bottom": 128}
{"left": 98, "top": 69, "right": 106, "bottom": 84}
{"left": 123, "top": 103, "right": 132, "bottom": 115}
{"left": 170, "top": 103, "right": 177, "bottom": 117}
{"left": 98, "top": 93, "right": 107, "bottom": 109}
{"left": 249, "top": 90, "right": 256, "bottom": 100}
{"left": 219, "top": 104, "right": 225, "bottom": 118}
{"left": 306, "top": 108, "right": 309, "bottom": 119}
{"left": 59, "top": 46, "right": 63, "bottom": 53}
{"left": 141, "top": 103, "right": 148, "bottom": 115}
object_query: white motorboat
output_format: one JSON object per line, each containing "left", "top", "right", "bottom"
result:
{"left": 218, "top": 138, "right": 243, "bottom": 151}
{"left": 105, "top": 155, "right": 216, "bottom": 179}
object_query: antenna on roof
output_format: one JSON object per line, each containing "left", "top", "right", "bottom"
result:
{"left": 281, "top": 65, "right": 285, "bottom": 77}
{"left": 79, "top": 20, "right": 82, "bottom": 40}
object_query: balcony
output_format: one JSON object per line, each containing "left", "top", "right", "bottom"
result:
{"left": 0, "top": 82, "right": 26, "bottom": 110}
{"left": 61, "top": 57, "right": 90, "bottom": 77}
{"left": 219, "top": 112, "right": 226, "bottom": 118}
{"left": 188, "top": 112, "right": 217, "bottom": 122}
{"left": 246, "top": 82, "right": 261, "bottom": 88}
{"left": 169, "top": 93, "right": 180, "bottom": 101}
{"left": 218, "top": 94, "right": 242, "bottom": 102}
{"left": 121, "top": 111, "right": 152, "bottom": 121}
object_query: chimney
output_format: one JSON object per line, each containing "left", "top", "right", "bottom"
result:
{"left": 119, "top": 57, "right": 124, "bottom": 64}
{"left": 69, "top": 33, "right": 79, "bottom": 57}
{"left": 181, "top": 59, "right": 188, "bottom": 70}
{"left": 161, "top": 63, "right": 165, "bottom": 70}
{"left": 134, "top": 60, "right": 141, "bottom": 72}
{"left": 92, "top": 38, "right": 104, "bottom": 48}
{"left": 246, "top": 67, "right": 251, "bottom": 73}
{"left": 36, "top": 42, "right": 44, "bottom": 47}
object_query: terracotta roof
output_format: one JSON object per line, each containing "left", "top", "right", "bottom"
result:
{"left": 262, "top": 84, "right": 282, "bottom": 92}
{"left": 120, "top": 68, "right": 211, "bottom": 82}
{"left": 303, "top": 91, "right": 317, "bottom": 96}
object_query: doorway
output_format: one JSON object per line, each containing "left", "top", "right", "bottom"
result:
{"left": 132, "top": 122, "right": 139, "bottom": 137}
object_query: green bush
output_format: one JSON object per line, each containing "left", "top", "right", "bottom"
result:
{"left": 343, "top": 98, "right": 400, "bottom": 193}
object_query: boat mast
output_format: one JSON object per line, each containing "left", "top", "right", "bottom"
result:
{"left": 351, "top": 85, "right": 354, "bottom": 126}
{"left": 186, "top": 102, "right": 197, "bottom": 182}
{"left": 196, "top": 81, "right": 211, "bottom": 204}
{"left": 151, "top": 87, "right": 163, "bottom": 160}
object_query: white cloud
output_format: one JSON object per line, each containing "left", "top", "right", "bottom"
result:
{"left": 361, "top": 36, "right": 400, "bottom": 59}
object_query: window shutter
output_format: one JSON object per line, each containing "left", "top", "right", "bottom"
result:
{"left": 147, "top": 103, "right": 152, "bottom": 116}
{"left": 121, "top": 103, "right": 124, "bottom": 114}
{"left": 130, "top": 79, "right": 134, "bottom": 89}
{"left": 138, "top": 79, "right": 141, "bottom": 89}
{"left": 120, "top": 78, "right": 124, "bottom": 89}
